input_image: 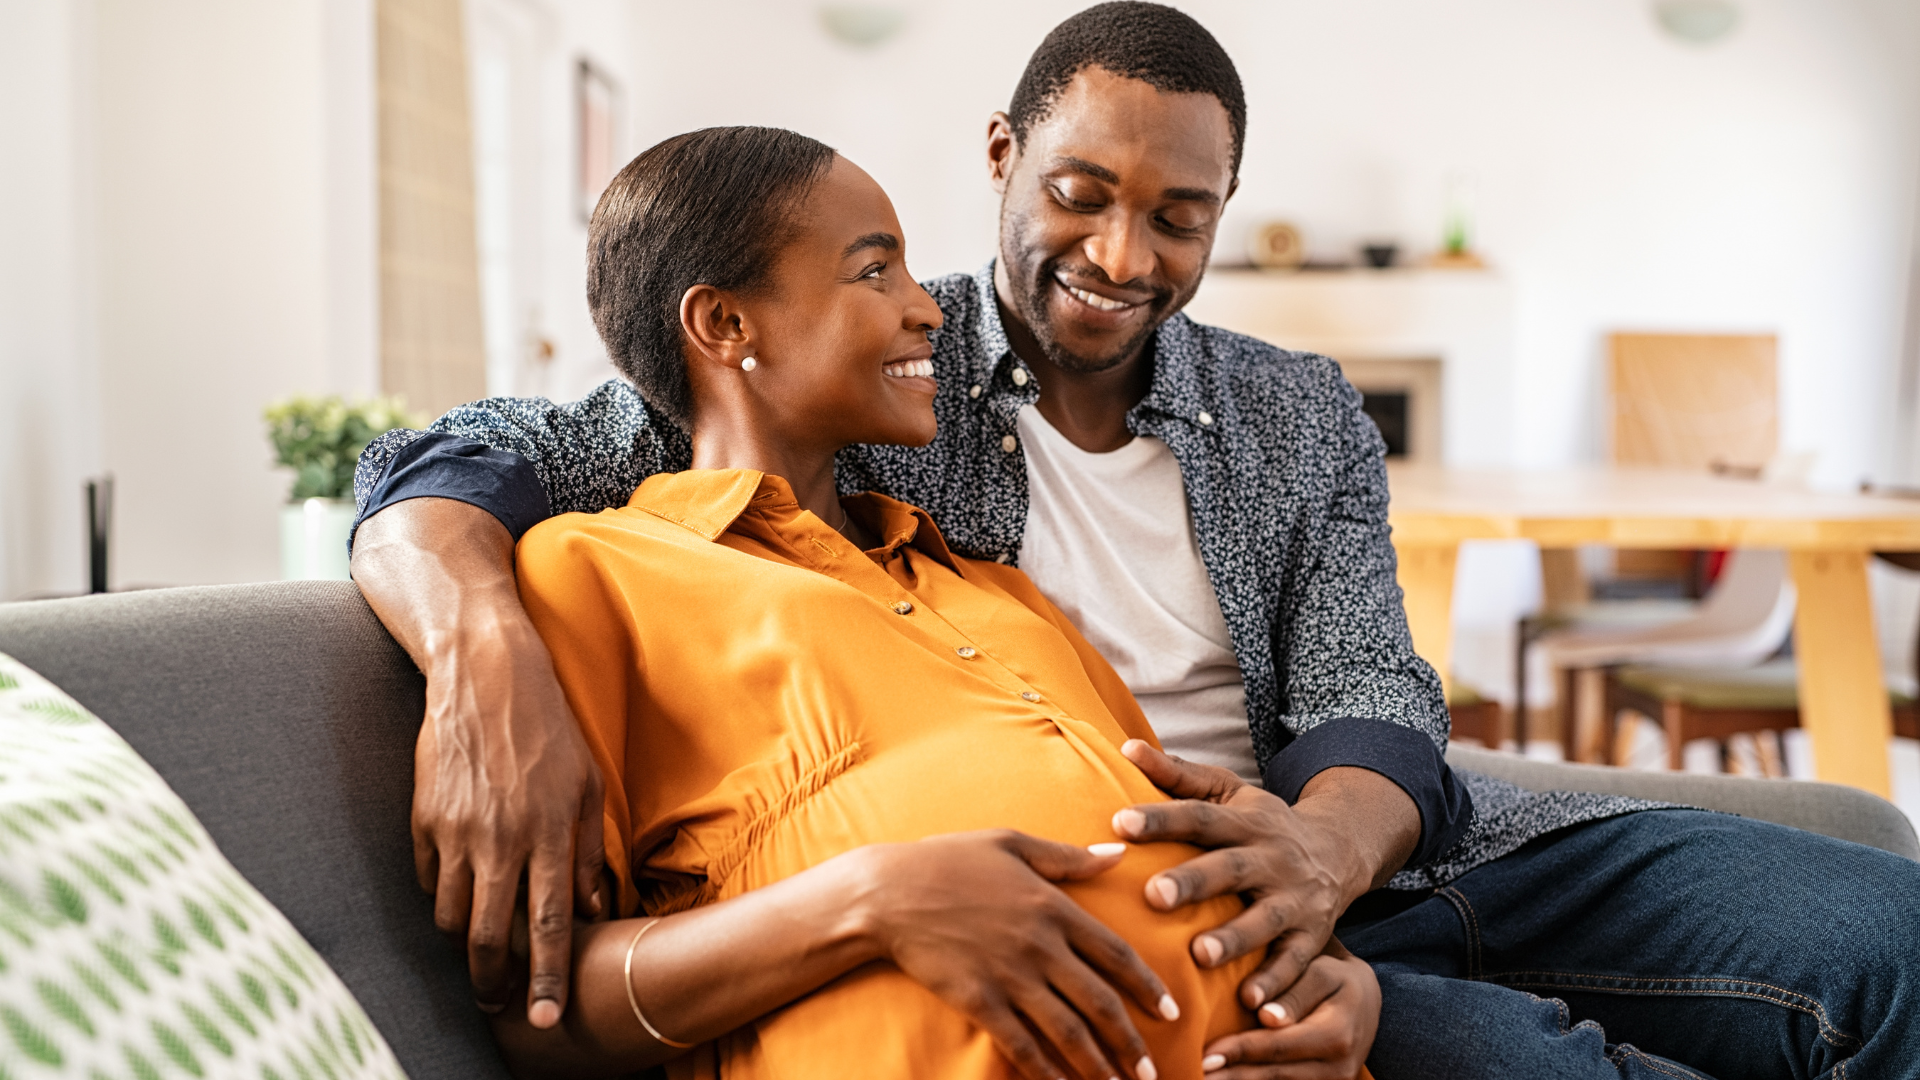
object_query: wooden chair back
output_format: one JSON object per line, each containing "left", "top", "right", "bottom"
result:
{"left": 1609, "top": 333, "right": 1778, "bottom": 470}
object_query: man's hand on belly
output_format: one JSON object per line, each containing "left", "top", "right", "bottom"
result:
{"left": 1109, "top": 742, "right": 1418, "bottom": 1012}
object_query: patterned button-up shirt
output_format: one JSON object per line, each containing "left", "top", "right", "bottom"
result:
{"left": 354, "top": 263, "right": 1656, "bottom": 889}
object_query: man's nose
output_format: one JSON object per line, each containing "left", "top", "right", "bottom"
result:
{"left": 1082, "top": 214, "right": 1156, "bottom": 288}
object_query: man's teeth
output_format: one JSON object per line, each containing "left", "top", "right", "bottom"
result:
{"left": 883, "top": 359, "right": 934, "bottom": 378}
{"left": 1063, "top": 283, "right": 1134, "bottom": 312}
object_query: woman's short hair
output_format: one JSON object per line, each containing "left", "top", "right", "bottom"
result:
{"left": 587, "top": 126, "right": 837, "bottom": 426}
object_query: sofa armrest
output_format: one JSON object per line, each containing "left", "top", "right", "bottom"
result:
{"left": 1446, "top": 744, "right": 1920, "bottom": 860}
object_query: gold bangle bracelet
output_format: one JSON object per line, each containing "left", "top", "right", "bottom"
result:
{"left": 624, "top": 918, "right": 695, "bottom": 1048}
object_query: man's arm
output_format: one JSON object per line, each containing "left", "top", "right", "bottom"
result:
{"left": 346, "top": 381, "right": 679, "bottom": 1027}
{"left": 1115, "top": 365, "right": 1469, "bottom": 1010}
{"left": 353, "top": 498, "right": 606, "bottom": 1028}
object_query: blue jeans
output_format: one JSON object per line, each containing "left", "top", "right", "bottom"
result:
{"left": 1339, "top": 810, "right": 1920, "bottom": 1079}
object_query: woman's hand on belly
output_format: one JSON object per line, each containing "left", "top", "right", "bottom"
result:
{"left": 861, "top": 830, "right": 1180, "bottom": 1080}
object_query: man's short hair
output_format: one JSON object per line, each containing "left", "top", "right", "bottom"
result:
{"left": 587, "top": 127, "right": 836, "bottom": 427}
{"left": 1008, "top": 2, "right": 1246, "bottom": 175}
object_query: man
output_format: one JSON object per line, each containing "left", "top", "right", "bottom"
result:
{"left": 352, "top": 4, "right": 1920, "bottom": 1077}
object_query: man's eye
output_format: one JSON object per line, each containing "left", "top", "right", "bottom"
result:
{"left": 1159, "top": 213, "right": 1209, "bottom": 233}
{"left": 860, "top": 262, "right": 886, "bottom": 280}
{"left": 1050, "top": 184, "right": 1101, "bottom": 212}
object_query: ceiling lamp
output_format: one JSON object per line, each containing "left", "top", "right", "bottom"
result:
{"left": 1653, "top": 0, "right": 1740, "bottom": 46}
{"left": 819, "top": 5, "right": 908, "bottom": 48}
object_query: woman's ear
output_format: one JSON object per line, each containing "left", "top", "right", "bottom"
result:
{"left": 679, "top": 283, "right": 753, "bottom": 371}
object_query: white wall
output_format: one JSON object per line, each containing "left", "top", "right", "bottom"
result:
{"left": 610, "top": 0, "right": 1920, "bottom": 487}
{"left": 0, "top": 0, "right": 101, "bottom": 600}
{"left": 0, "top": 0, "right": 378, "bottom": 597}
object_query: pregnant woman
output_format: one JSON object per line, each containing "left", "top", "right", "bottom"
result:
{"left": 492, "top": 125, "right": 1376, "bottom": 1080}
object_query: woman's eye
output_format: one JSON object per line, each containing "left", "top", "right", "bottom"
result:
{"left": 859, "top": 262, "right": 885, "bottom": 280}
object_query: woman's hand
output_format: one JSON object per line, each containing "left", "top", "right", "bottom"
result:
{"left": 861, "top": 830, "right": 1179, "bottom": 1080}
{"left": 1198, "top": 937, "right": 1379, "bottom": 1079}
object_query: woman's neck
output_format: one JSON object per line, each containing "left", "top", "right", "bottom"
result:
{"left": 690, "top": 421, "right": 844, "bottom": 532}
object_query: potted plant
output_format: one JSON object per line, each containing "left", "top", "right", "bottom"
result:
{"left": 264, "top": 395, "right": 420, "bottom": 580}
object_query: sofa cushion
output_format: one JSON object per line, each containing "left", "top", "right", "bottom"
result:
{"left": 0, "top": 651, "right": 407, "bottom": 1077}
{"left": 0, "top": 583, "right": 507, "bottom": 1080}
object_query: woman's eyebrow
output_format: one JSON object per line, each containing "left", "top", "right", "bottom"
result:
{"left": 842, "top": 232, "right": 900, "bottom": 258}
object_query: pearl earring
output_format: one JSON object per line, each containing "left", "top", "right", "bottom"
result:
{"left": 741, "top": 356, "right": 758, "bottom": 372}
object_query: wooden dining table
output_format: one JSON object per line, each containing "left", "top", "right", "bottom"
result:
{"left": 1387, "top": 464, "right": 1920, "bottom": 797}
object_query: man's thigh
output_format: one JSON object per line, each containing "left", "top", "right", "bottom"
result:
{"left": 1341, "top": 809, "right": 1920, "bottom": 1079}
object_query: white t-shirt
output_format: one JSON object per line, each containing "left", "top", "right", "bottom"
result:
{"left": 1014, "top": 405, "right": 1259, "bottom": 784}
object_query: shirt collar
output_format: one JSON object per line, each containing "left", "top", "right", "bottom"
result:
{"left": 629, "top": 468, "right": 960, "bottom": 570}
{"left": 968, "top": 259, "right": 1215, "bottom": 429}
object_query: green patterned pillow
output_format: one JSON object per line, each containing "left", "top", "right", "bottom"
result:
{"left": 0, "top": 653, "right": 408, "bottom": 1080}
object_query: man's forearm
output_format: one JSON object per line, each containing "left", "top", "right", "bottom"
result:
{"left": 1294, "top": 766, "right": 1422, "bottom": 899}
{"left": 351, "top": 497, "right": 526, "bottom": 669}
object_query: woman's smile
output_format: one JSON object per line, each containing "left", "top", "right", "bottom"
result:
{"left": 882, "top": 353, "right": 937, "bottom": 396}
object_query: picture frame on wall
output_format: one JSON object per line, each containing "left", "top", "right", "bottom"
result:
{"left": 576, "top": 58, "right": 620, "bottom": 223}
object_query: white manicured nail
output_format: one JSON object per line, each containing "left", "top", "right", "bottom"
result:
{"left": 1149, "top": 877, "right": 1179, "bottom": 907}
{"left": 1157, "top": 993, "right": 1180, "bottom": 1021}
{"left": 1113, "top": 808, "right": 1147, "bottom": 836}
{"left": 1196, "top": 935, "right": 1223, "bottom": 965}
{"left": 1136, "top": 1056, "right": 1158, "bottom": 1080}
{"left": 1261, "top": 1001, "right": 1288, "bottom": 1025}
{"left": 1201, "top": 1054, "right": 1227, "bottom": 1072}
{"left": 1088, "top": 842, "right": 1128, "bottom": 857}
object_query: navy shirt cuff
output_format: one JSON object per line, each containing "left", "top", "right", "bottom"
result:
{"left": 350, "top": 432, "right": 552, "bottom": 550}
{"left": 1262, "top": 717, "right": 1473, "bottom": 870}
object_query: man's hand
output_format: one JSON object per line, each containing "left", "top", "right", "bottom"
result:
{"left": 862, "top": 831, "right": 1180, "bottom": 1080}
{"left": 354, "top": 498, "right": 606, "bottom": 1029}
{"left": 1110, "top": 741, "right": 1417, "bottom": 1012}
{"left": 1200, "top": 937, "right": 1379, "bottom": 1079}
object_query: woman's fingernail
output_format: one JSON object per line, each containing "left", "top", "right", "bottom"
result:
{"left": 1201, "top": 1054, "right": 1227, "bottom": 1072}
{"left": 1149, "top": 877, "right": 1180, "bottom": 908}
{"left": 1245, "top": 984, "right": 1267, "bottom": 1008}
{"left": 1112, "top": 808, "right": 1147, "bottom": 836}
{"left": 1088, "top": 842, "right": 1128, "bottom": 857}
{"left": 528, "top": 998, "right": 561, "bottom": 1028}
{"left": 1136, "top": 1056, "right": 1158, "bottom": 1080}
{"left": 1195, "top": 935, "right": 1224, "bottom": 965}
{"left": 1157, "top": 992, "right": 1180, "bottom": 1021}
{"left": 1261, "top": 1001, "right": 1288, "bottom": 1025}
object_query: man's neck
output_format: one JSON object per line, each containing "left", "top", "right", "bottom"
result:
{"left": 993, "top": 268, "right": 1154, "bottom": 455}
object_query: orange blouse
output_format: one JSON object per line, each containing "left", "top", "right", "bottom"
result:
{"left": 516, "top": 469, "right": 1257, "bottom": 1079}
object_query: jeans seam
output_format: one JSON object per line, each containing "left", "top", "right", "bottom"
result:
{"left": 1611, "top": 1045, "right": 1710, "bottom": 1080}
{"left": 1488, "top": 970, "right": 1862, "bottom": 1052}
{"left": 1437, "top": 886, "right": 1483, "bottom": 982}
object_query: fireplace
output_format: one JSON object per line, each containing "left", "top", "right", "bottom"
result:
{"left": 1183, "top": 268, "right": 1514, "bottom": 468}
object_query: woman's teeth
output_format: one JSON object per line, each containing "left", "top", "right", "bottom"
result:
{"left": 883, "top": 359, "right": 934, "bottom": 378}
{"left": 1063, "top": 283, "right": 1135, "bottom": 312}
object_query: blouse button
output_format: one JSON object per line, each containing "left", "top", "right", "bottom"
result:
{"left": 891, "top": 600, "right": 914, "bottom": 615}
{"left": 1020, "top": 691, "right": 1041, "bottom": 702}
{"left": 955, "top": 646, "right": 978, "bottom": 659}
{"left": 1000, "top": 435, "right": 1018, "bottom": 453}
{"left": 1198, "top": 410, "right": 1215, "bottom": 426}
{"left": 968, "top": 384, "right": 983, "bottom": 399}
{"left": 1011, "top": 367, "right": 1030, "bottom": 387}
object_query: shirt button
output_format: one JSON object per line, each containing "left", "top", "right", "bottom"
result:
{"left": 1000, "top": 434, "right": 1018, "bottom": 453}
{"left": 1011, "top": 367, "right": 1030, "bottom": 387}
{"left": 1020, "top": 691, "right": 1042, "bottom": 702}
{"left": 891, "top": 600, "right": 914, "bottom": 615}
{"left": 955, "top": 646, "right": 977, "bottom": 659}
{"left": 1198, "top": 410, "right": 1214, "bottom": 426}
{"left": 968, "top": 384, "right": 983, "bottom": 399}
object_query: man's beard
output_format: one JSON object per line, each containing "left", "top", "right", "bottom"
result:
{"left": 1002, "top": 215, "right": 1186, "bottom": 375}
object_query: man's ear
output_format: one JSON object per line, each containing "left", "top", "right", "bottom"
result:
{"left": 985, "top": 112, "right": 1018, "bottom": 195}
{"left": 679, "top": 283, "right": 752, "bottom": 370}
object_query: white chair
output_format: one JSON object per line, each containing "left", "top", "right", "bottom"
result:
{"left": 1534, "top": 548, "right": 1795, "bottom": 762}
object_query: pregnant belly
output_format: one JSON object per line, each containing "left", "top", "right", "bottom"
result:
{"left": 678, "top": 715, "right": 1259, "bottom": 1080}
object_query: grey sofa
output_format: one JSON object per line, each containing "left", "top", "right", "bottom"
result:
{"left": 0, "top": 581, "right": 1913, "bottom": 1079}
